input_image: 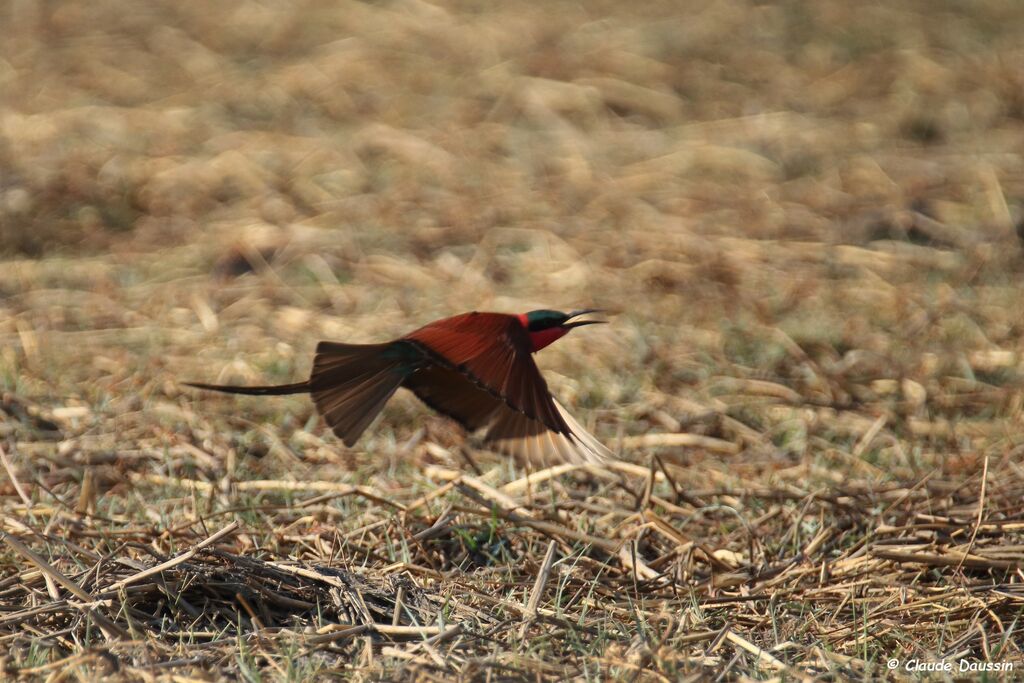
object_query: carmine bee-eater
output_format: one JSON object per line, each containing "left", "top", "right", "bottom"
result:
{"left": 185, "top": 309, "right": 612, "bottom": 465}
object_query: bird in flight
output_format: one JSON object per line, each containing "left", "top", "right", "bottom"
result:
{"left": 185, "top": 309, "right": 612, "bottom": 465}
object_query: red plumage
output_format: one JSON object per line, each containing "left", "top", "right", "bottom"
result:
{"left": 185, "top": 310, "right": 611, "bottom": 465}
{"left": 402, "top": 312, "right": 568, "bottom": 433}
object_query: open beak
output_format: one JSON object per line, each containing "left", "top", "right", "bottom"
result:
{"left": 563, "top": 308, "right": 607, "bottom": 329}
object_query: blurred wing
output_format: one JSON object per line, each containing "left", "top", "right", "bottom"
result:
{"left": 403, "top": 312, "right": 568, "bottom": 434}
{"left": 483, "top": 398, "right": 612, "bottom": 466}
{"left": 405, "top": 365, "right": 610, "bottom": 465}
{"left": 402, "top": 313, "right": 611, "bottom": 465}
{"left": 403, "top": 364, "right": 504, "bottom": 432}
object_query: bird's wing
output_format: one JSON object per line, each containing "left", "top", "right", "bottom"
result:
{"left": 403, "top": 312, "right": 567, "bottom": 433}
{"left": 404, "top": 363, "right": 611, "bottom": 465}
{"left": 403, "top": 363, "right": 505, "bottom": 432}
{"left": 402, "top": 313, "right": 611, "bottom": 465}
{"left": 484, "top": 397, "right": 612, "bottom": 465}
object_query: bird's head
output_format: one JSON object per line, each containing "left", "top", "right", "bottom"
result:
{"left": 517, "top": 308, "right": 606, "bottom": 352}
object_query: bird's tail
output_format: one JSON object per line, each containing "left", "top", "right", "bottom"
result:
{"left": 182, "top": 380, "right": 311, "bottom": 395}
{"left": 308, "top": 341, "right": 418, "bottom": 446}
{"left": 185, "top": 340, "right": 422, "bottom": 447}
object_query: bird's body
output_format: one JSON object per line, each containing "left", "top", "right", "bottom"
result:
{"left": 185, "top": 309, "right": 612, "bottom": 465}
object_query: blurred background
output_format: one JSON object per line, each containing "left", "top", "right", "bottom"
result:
{"left": 2, "top": 0, "right": 1024, "bottom": 472}
{"left": 4, "top": 2, "right": 1024, "bottom": 676}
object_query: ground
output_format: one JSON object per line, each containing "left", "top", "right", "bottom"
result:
{"left": 2, "top": 0, "right": 1024, "bottom": 680}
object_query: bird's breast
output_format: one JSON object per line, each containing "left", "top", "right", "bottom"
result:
{"left": 528, "top": 326, "right": 568, "bottom": 352}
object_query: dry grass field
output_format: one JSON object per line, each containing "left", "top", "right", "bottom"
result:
{"left": 3, "top": 0, "right": 1024, "bottom": 680}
